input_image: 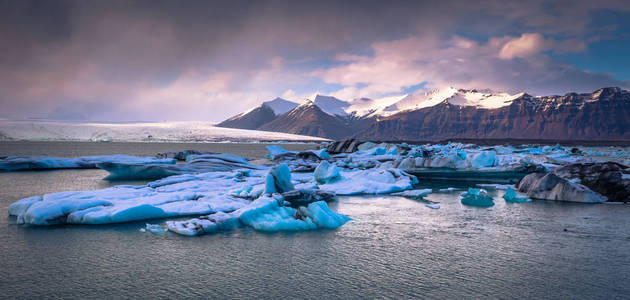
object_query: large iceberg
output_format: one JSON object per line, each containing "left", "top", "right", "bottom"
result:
{"left": 0, "top": 155, "right": 175, "bottom": 172}
{"left": 9, "top": 171, "right": 265, "bottom": 225}
{"left": 318, "top": 168, "right": 418, "bottom": 195}
{"left": 98, "top": 153, "right": 264, "bottom": 180}
{"left": 166, "top": 195, "right": 350, "bottom": 236}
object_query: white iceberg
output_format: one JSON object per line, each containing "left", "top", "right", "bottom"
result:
{"left": 9, "top": 171, "right": 264, "bottom": 225}
{"left": 318, "top": 168, "right": 417, "bottom": 195}
{"left": 391, "top": 189, "right": 432, "bottom": 198}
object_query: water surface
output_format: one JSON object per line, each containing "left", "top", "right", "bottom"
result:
{"left": 1, "top": 142, "right": 629, "bottom": 299}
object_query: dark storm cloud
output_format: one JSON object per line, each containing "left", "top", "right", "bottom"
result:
{"left": 1, "top": 0, "right": 629, "bottom": 121}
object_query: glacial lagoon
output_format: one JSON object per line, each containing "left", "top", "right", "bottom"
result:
{"left": 2, "top": 141, "right": 630, "bottom": 299}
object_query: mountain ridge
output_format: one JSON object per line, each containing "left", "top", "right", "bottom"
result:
{"left": 218, "top": 87, "right": 630, "bottom": 141}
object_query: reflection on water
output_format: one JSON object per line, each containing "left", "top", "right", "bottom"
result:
{"left": 1, "top": 141, "right": 630, "bottom": 299}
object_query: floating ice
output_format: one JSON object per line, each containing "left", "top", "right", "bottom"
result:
{"left": 264, "top": 164, "right": 294, "bottom": 194}
{"left": 314, "top": 161, "right": 342, "bottom": 184}
{"left": 391, "top": 189, "right": 432, "bottom": 198}
{"left": 166, "top": 196, "right": 350, "bottom": 236}
{"left": 266, "top": 145, "right": 292, "bottom": 160}
{"left": 0, "top": 155, "right": 175, "bottom": 172}
{"left": 318, "top": 168, "right": 417, "bottom": 195}
{"left": 503, "top": 187, "right": 531, "bottom": 203}
{"left": 425, "top": 204, "right": 440, "bottom": 209}
{"left": 143, "top": 223, "right": 167, "bottom": 234}
{"left": 98, "top": 153, "right": 263, "bottom": 180}
{"left": 468, "top": 151, "right": 497, "bottom": 168}
{"left": 9, "top": 171, "right": 263, "bottom": 225}
{"left": 477, "top": 183, "right": 514, "bottom": 190}
{"left": 460, "top": 188, "right": 495, "bottom": 207}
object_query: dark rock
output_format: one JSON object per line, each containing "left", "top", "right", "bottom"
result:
{"left": 516, "top": 173, "right": 607, "bottom": 203}
{"left": 156, "top": 150, "right": 213, "bottom": 161}
{"left": 282, "top": 189, "right": 336, "bottom": 205}
{"left": 553, "top": 162, "right": 630, "bottom": 202}
{"left": 327, "top": 139, "right": 362, "bottom": 154}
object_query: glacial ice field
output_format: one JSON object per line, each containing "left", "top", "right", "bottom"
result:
{"left": 6, "top": 140, "right": 630, "bottom": 236}
{"left": 0, "top": 119, "right": 329, "bottom": 142}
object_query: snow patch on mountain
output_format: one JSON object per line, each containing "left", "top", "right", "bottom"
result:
{"left": 393, "top": 87, "right": 524, "bottom": 111}
{"left": 262, "top": 97, "right": 300, "bottom": 115}
{"left": 313, "top": 95, "right": 350, "bottom": 116}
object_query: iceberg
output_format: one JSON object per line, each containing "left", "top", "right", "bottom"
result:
{"left": 141, "top": 223, "right": 167, "bottom": 234}
{"left": 9, "top": 171, "right": 264, "bottom": 225}
{"left": 314, "top": 161, "right": 341, "bottom": 184}
{"left": 166, "top": 195, "right": 350, "bottom": 236}
{"left": 0, "top": 155, "right": 175, "bottom": 172}
{"left": 98, "top": 153, "right": 263, "bottom": 180}
{"left": 264, "top": 164, "right": 295, "bottom": 194}
{"left": 503, "top": 187, "right": 531, "bottom": 203}
{"left": 391, "top": 189, "right": 432, "bottom": 198}
{"left": 460, "top": 188, "right": 495, "bottom": 207}
{"left": 266, "top": 145, "right": 292, "bottom": 160}
{"left": 318, "top": 168, "right": 417, "bottom": 195}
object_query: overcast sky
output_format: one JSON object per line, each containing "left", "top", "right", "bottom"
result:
{"left": 1, "top": 0, "right": 629, "bottom": 122}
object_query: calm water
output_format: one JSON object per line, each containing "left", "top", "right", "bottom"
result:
{"left": 1, "top": 141, "right": 629, "bottom": 299}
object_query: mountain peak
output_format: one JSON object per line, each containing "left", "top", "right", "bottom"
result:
{"left": 261, "top": 97, "right": 299, "bottom": 115}
{"left": 313, "top": 95, "right": 350, "bottom": 116}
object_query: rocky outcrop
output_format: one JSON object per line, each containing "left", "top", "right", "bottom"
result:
{"left": 326, "top": 139, "right": 363, "bottom": 154}
{"left": 156, "top": 150, "right": 213, "bottom": 161}
{"left": 516, "top": 173, "right": 607, "bottom": 203}
{"left": 553, "top": 162, "right": 630, "bottom": 202}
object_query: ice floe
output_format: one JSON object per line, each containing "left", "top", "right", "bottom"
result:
{"left": 461, "top": 188, "right": 495, "bottom": 207}
{"left": 98, "top": 153, "right": 264, "bottom": 180}
{"left": 0, "top": 155, "right": 175, "bottom": 172}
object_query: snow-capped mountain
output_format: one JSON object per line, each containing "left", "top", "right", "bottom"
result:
{"left": 217, "top": 97, "right": 299, "bottom": 130}
{"left": 313, "top": 95, "right": 350, "bottom": 116}
{"left": 218, "top": 87, "right": 630, "bottom": 141}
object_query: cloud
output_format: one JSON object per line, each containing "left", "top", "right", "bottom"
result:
{"left": 1, "top": 0, "right": 629, "bottom": 120}
{"left": 314, "top": 34, "right": 629, "bottom": 97}
{"left": 499, "top": 33, "right": 587, "bottom": 59}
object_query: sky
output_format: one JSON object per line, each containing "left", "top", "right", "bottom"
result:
{"left": 1, "top": 0, "right": 630, "bottom": 122}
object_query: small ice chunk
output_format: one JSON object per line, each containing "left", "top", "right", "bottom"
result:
{"left": 438, "top": 187, "right": 459, "bottom": 192}
{"left": 477, "top": 183, "right": 514, "bottom": 190}
{"left": 503, "top": 187, "right": 532, "bottom": 203}
{"left": 314, "top": 161, "right": 342, "bottom": 184}
{"left": 425, "top": 204, "right": 440, "bottom": 209}
{"left": 266, "top": 145, "right": 289, "bottom": 159}
{"left": 144, "top": 223, "right": 167, "bottom": 234}
{"left": 391, "top": 189, "right": 432, "bottom": 198}
{"left": 460, "top": 188, "right": 494, "bottom": 207}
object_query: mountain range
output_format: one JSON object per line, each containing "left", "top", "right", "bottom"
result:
{"left": 217, "top": 87, "right": 630, "bottom": 141}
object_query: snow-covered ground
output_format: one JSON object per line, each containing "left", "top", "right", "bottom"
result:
{"left": 0, "top": 119, "right": 329, "bottom": 142}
